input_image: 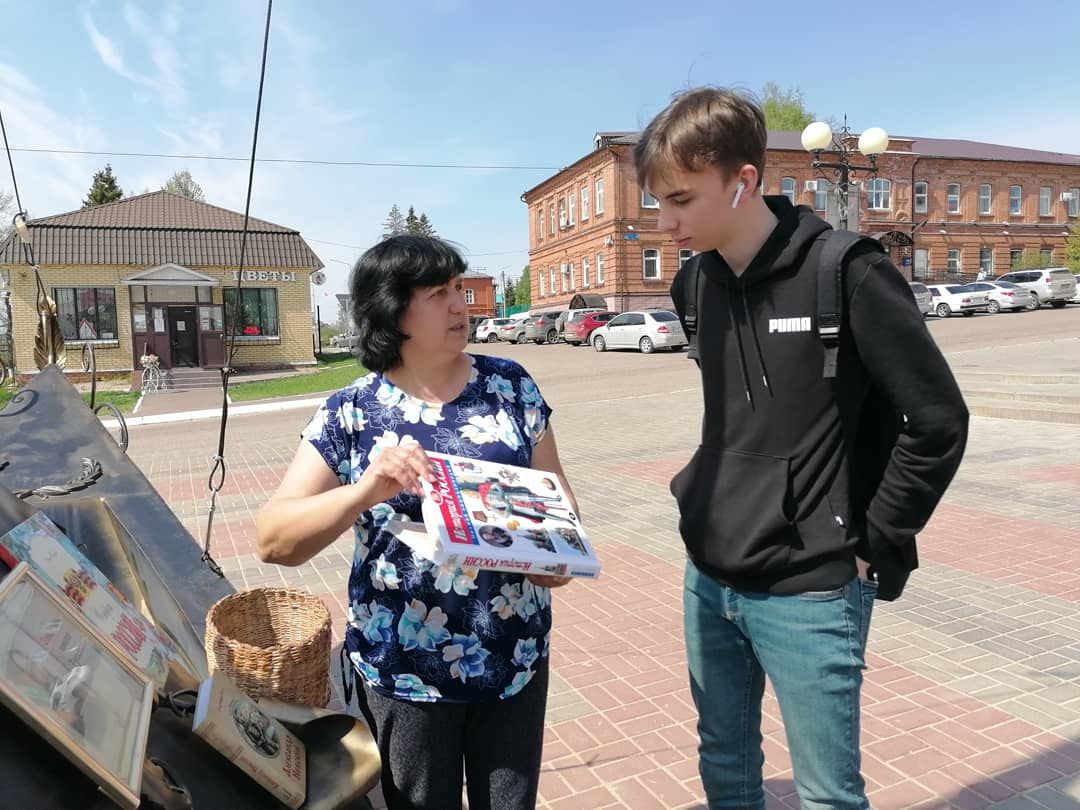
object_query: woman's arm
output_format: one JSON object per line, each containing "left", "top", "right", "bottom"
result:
{"left": 256, "top": 441, "right": 433, "bottom": 566}
{"left": 528, "top": 423, "right": 578, "bottom": 588}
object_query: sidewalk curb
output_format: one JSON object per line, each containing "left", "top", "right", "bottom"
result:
{"left": 101, "top": 396, "right": 324, "bottom": 429}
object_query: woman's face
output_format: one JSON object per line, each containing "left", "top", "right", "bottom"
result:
{"left": 398, "top": 274, "right": 469, "bottom": 360}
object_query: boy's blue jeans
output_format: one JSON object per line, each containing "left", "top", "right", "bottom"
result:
{"left": 684, "top": 560, "right": 876, "bottom": 810}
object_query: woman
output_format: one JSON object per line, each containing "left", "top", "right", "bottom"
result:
{"left": 256, "top": 235, "right": 578, "bottom": 810}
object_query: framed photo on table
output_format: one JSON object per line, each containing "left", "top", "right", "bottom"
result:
{"left": 0, "top": 562, "right": 154, "bottom": 810}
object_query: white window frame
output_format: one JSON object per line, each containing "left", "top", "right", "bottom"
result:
{"left": 581, "top": 185, "right": 589, "bottom": 220}
{"left": 781, "top": 177, "right": 796, "bottom": 204}
{"left": 568, "top": 192, "right": 576, "bottom": 225}
{"left": 558, "top": 196, "right": 567, "bottom": 228}
{"left": 867, "top": 178, "right": 891, "bottom": 211}
{"left": 549, "top": 266, "right": 557, "bottom": 294}
{"left": 947, "top": 248, "right": 961, "bottom": 275}
{"left": 678, "top": 249, "right": 693, "bottom": 270}
{"left": 979, "top": 247, "right": 993, "bottom": 276}
{"left": 568, "top": 262, "right": 575, "bottom": 289}
{"left": 1069, "top": 187, "right": 1080, "bottom": 218}
{"left": 1010, "top": 185, "right": 1022, "bottom": 215}
{"left": 596, "top": 252, "right": 605, "bottom": 284}
{"left": 641, "top": 188, "right": 659, "bottom": 208}
{"left": 537, "top": 207, "right": 544, "bottom": 241}
{"left": 1040, "top": 247, "right": 1053, "bottom": 263}
{"left": 560, "top": 262, "right": 568, "bottom": 293}
{"left": 642, "top": 248, "right": 660, "bottom": 280}
{"left": 595, "top": 178, "right": 605, "bottom": 214}
{"left": 914, "top": 181, "right": 928, "bottom": 214}
{"left": 581, "top": 256, "right": 590, "bottom": 287}
{"left": 539, "top": 272, "right": 546, "bottom": 297}
{"left": 947, "top": 183, "right": 961, "bottom": 214}
{"left": 914, "top": 248, "right": 930, "bottom": 279}
{"left": 464, "top": 288, "right": 475, "bottom": 305}
{"left": 1009, "top": 248, "right": 1023, "bottom": 268}
{"left": 1039, "top": 186, "right": 1051, "bottom": 217}
{"left": 814, "top": 179, "right": 828, "bottom": 211}
{"left": 549, "top": 204, "right": 555, "bottom": 236}
{"left": 978, "top": 184, "right": 992, "bottom": 215}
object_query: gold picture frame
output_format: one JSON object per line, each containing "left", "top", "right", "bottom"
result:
{"left": 0, "top": 562, "right": 154, "bottom": 809}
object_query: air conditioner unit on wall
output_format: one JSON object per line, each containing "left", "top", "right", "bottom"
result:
{"left": 603, "top": 236, "right": 613, "bottom": 247}
{"left": 804, "top": 180, "right": 819, "bottom": 192}
{"left": 1061, "top": 192, "right": 1075, "bottom": 202}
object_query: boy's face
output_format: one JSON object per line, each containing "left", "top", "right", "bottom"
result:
{"left": 650, "top": 163, "right": 750, "bottom": 254}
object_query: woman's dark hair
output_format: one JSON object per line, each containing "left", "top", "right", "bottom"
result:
{"left": 348, "top": 235, "right": 467, "bottom": 372}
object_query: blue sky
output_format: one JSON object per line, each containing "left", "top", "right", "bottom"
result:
{"left": 1, "top": 0, "right": 1077, "bottom": 307}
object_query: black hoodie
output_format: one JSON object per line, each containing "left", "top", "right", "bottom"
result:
{"left": 669, "top": 196, "right": 968, "bottom": 594}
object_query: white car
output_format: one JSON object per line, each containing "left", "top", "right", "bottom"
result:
{"left": 591, "top": 310, "right": 687, "bottom": 353}
{"left": 964, "top": 281, "right": 1032, "bottom": 314}
{"left": 995, "top": 268, "right": 1077, "bottom": 309}
{"left": 925, "top": 284, "right": 990, "bottom": 318}
{"left": 475, "top": 317, "right": 513, "bottom": 343}
{"left": 908, "top": 282, "right": 932, "bottom": 316}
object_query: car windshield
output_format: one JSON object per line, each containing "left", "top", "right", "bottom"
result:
{"left": 993, "top": 282, "right": 1022, "bottom": 290}
{"left": 649, "top": 311, "right": 679, "bottom": 322}
{"left": 946, "top": 285, "right": 971, "bottom": 293}
{"left": 1049, "top": 270, "right": 1074, "bottom": 280}
{"left": 910, "top": 284, "right": 928, "bottom": 293}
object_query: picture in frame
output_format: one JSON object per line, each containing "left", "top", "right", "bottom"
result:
{"left": 0, "top": 562, "right": 154, "bottom": 810}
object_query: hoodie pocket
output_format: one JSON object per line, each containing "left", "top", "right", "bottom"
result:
{"left": 670, "top": 446, "right": 795, "bottom": 574}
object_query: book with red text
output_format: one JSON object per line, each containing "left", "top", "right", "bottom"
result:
{"left": 192, "top": 671, "right": 307, "bottom": 809}
{"left": 395, "top": 452, "right": 600, "bottom": 579}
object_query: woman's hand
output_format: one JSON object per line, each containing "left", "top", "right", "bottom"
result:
{"left": 527, "top": 574, "right": 572, "bottom": 588}
{"left": 356, "top": 443, "right": 434, "bottom": 504}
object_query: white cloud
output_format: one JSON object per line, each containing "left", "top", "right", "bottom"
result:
{"left": 83, "top": 13, "right": 125, "bottom": 73}
{"left": 82, "top": 7, "right": 186, "bottom": 108}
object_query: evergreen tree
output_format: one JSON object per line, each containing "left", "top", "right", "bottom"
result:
{"left": 517, "top": 265, "right": 531, "bottom": 308}
{"left": 404, "top": 205, "right": 421, "bottom": 233}
{"left": 382, "top": 204, "right": 406, "bottom": 238}
{"left": 82, "top": 164, "right": 124, "bottom": 208}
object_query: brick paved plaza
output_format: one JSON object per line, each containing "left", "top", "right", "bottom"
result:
{"left": 128, "top": 310, "right": 1080, "bottom": 809}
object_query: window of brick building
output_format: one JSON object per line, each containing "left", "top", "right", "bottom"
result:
{"left": 947, "top": 184, "right": 961, "bottom": 214}
{"left": 867, "top": 178, "right": 891, "bottom": 210}
{"left": 464, "top": 288, "right": 475, "bottom": 305}
{"left": 1009, "top": 185, "right": 1022, "bottom": 215}
{"left": 1069, "top": 187, "right": 1080, "bottom": 218}
{"left": 979, "top": 184, "right": 992, "bottom": 215}
{"left": 568, "top": 193, "right": 576, "bottom": 225}
{"left": 582, "top": 256, "right": 590, "bottom": 287}
{"left": 781, "top": 177, "right": 796, "bottom": 204}
{"left": 914, "top": 181, "right": 928, "bottom": 214}
{"left": 814, "top": 179, "right": 829, "bottom": 211}
{"left": 596, "top": 252, "right": 605, "bottom": 284}
{"left": 53, "top": 287, "right": 117, "bottom": 341}
{"left": 1009, "top": 248, "right": 1023, "bottom": 268}
{"left": 581, "top": 185, "right": 589, "bottom": 220}
{"left": 679, "top": 249, "right": 693, "bottom": 270}
{"left": 979, "top": 248, "right": 993, "bottom": 277}
{"left": 537, "top": 208, "right": 543, "bottom": 241}
{"left": 595, "top": 178, "right": 605, "bottom": 214}
{"left": 1039, "top": 187, "right": 1052, "bottom": 217}
{"left": 641, "top": 189, "right": 659, "bottom": 208}
{"left": 947, "top": 249, "right": 961, "bottom": 276}
{"left": 642, "top": 249, "right": 660, "bottom": 280}
{"left": 1041, "top": 247, "right": 1053, "bottom": 263}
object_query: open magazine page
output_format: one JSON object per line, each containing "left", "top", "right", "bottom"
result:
{"left": 421, "top": 453, "right": 600, "bottom": 578}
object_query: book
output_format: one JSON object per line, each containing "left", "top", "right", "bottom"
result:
{"left": 395, "top": 452, "right": 601, "bottom": 579}
{"left": 192, "top": 671, "right": 307, "bottom": 809}
{"left": 0, "top": 512, "right": 177, "bottom": 688}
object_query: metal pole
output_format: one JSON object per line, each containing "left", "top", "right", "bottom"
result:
{"left": 316, "top": 304, "right": 322, "bottom": 354}
{"left": 837, "top": 161, "right": 850, "bottom": 232}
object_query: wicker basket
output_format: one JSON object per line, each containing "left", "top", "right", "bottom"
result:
{"left": 205, "top": 587, "right": 332, "bottom": 707}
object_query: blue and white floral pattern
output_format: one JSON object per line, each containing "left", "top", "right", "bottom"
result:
{"left": 303, "top": 354, "right": 553, "bottom": 703}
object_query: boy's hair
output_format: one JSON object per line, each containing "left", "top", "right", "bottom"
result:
{"left": 634, "top": 87, "right": 768, "bottom": 191}
{"left": 348, "top": 234, "right": 467, "bottom": 372}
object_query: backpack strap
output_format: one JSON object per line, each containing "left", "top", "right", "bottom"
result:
{"left": 816, "top": 230, "right": 877, "bottom": 379}
{"left": 680, "top": 257, "right": 704, "bottom": 362}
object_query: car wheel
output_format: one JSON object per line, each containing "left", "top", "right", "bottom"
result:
{"left": 1027, "top": 294, "right": 1040, "bottom": 311}
{"left": 936, "top": 303, "right": 951, "bottom": 318}
{"left": 514, "top": 334, "right": 524, "bottom": 344}
{"left": 486, "top": 333, "right": 498, "bottom": 343}
{"left": 593, "top": 335, "right": 606, "bottom": 352}
{"left": 546, "top": 328, "right": 559, "bottom": 344}
{"left": 987, "top": 300, "right": 1000, "bottom": 314}
{"left": 639, "top": 336, "right": 655, "bottom": 354}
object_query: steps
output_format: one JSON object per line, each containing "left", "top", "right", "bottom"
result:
{"left": 151, "top": 367, "right": 222, "bottom": 393}
{"left": 952, "top": 371, "right": 1080, "bottom": 425}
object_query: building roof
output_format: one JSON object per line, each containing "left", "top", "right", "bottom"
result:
{"left": 0, "top": 190, "right": 324, "bottom": 269}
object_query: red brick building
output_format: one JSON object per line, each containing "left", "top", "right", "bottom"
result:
{"left": 522, "top": 132, "right": 1080, "bottom": 311}
{"left": 462, "top": 271, "right": 496, "bottom": 317}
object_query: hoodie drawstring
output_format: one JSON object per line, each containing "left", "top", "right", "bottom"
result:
{"left": 741, "top": 292, "right": 773, "bottom": 397}
{"left": 726, "top": 288, "right": 754, "bottom": 407}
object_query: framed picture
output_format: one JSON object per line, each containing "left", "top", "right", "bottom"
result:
{"left": 0, "top": 562, "right": 154, "bottom": 810}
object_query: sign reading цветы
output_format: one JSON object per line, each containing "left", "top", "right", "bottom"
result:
{"left": 230, "top": 270, "right": 300, "bottom": 282}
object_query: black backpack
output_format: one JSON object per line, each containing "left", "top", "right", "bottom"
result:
{"left": 678, "top": 230, "right": 916, "bottom": 601}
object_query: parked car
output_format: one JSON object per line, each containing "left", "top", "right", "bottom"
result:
{"left": 557, "top": 307, "right": 605, "bottom": 337}
{"left": 496, "top": 317, "right": 530, "bottom": 343}
{"left": 564, "top": 311, "right": 618, "bottom": 345}
{"left": 908, "top": 282, "right": 932, "bottom": 316}
{"left": 964, "top": 281, "right": 1032, "bottom": 313}
{"left": 591, "top": 310, "right": 687, "bottom": 353}
{"left": 523, "top": 311, "right": 566, "bottom": 344}
{"left": 329, "top": 332, "right": 360, "bottom": 349}
{"left": 925, "top": 284, "right": 990, "bottom": 317}
{"left": 476, "top": 317, "right": 512, "bottom": 343}
{"left": 1072, "top": 274, "right": 1080, "bottom": 304}
{"left": 994, "top": 268, "right": 1077, "bottom": 309}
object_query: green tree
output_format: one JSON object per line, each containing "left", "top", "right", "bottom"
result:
{"left": 162, "top": 169, "right": 205, "bottom": 200}
{"left": 760, "top": 82, "right": 814, "bottom": 132}
{"left": 504, "top": 279, "right": 517, "bottom": 309}
{"left": 82, "top": 164, "right": 124, "bottom": 208}
{"left": 1011, "top": 249, "right": 1053, "bottom": 270}
{"left": 1065, "top": 221, "right": 1080, "bottom": 273}
{"left": 404, "top": 205, "right": 420, "bottom": 234}
{"left": 417, "top": 213, "right": 437, "bottom": 237}
{"left": 517, "top": 265, "right": 531, "bottom": 309}
{"left": 381, "top": 204, "right": 406, "bottom": 239}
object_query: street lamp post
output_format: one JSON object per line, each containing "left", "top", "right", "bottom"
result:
{"left": 801, "top": 117, "right": 889, "bottom": 232}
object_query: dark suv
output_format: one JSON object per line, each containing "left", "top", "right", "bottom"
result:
{"left": 523, "top": 311, "right": 566, "bottom": 344}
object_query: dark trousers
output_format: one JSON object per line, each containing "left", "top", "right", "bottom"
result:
{"left": 357, "top": 660, "right": 549, "bottom": 810}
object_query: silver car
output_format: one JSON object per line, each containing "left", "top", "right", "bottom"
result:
{"left": 964, "top": 281, "right": 1031, "bottom": 313}
{"left": 591, "top": 310, "right": 687, "bottom": 353}
{"left": 995, "top": 268, "right": 1077, "bottom": 309}
{"left": 908, "top": 282, "right": 932, "bottom": 316}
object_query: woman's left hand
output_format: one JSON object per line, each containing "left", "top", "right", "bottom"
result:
{"left": 527, "top": 574, "right": 572, "bottom": 588}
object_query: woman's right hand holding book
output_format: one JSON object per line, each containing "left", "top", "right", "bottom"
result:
{"left": 356, "top": 444, "right": 435, "bottom": 503}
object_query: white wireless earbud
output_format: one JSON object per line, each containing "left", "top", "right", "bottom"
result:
{"left": 731, "top": 182, "right": 746, "bottom": 209}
